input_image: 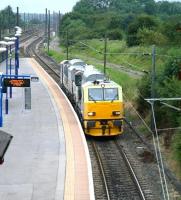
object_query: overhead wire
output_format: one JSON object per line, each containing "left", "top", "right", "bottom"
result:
{"left": 124, "top": 93, "right": 169, "bottom": 200}
{"left": 78, "top": 41, "right": 102, "bottom": 54}
{"left": 120, "top": 59, "right": 142, "bottom": 70}
{"left": 150, "top": 102, "right": 170, "bottom": 200}
{"left": 157, "top": 127, "right": 181, "bottom": 132}
{"left": 78, "top": 41, "right": 151, "bottom": 73}
{"left": 160, "top": 101, "right": 181, "bottom": 112}
{"left": 123, "top": 93, "right": 153, "bottom": 134}
{"left": 155, "top": 54, "right": 181, "bottom": 59}
{"left": 60, "top": 36, "right": 181, "bottom": 59}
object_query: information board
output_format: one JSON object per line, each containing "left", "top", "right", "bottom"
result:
{"left": 3, "top": 78, "right": 30, "bottom": 87}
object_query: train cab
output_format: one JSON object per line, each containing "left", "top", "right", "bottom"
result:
{"left": 82, "top": 80, "right": 124, "bottom": 136}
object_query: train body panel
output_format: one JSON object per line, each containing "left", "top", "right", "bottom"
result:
{"left": 83, "top": 102, "right": 124, "bottom": 120}
{"left": 67, "top": 65, "right": 84, "bottom": 101}
{"left": 60, "top": 59, "right": 85, "bottom": 96}
{"left": 83, "top": 102, "right": 124, "bottom": 136}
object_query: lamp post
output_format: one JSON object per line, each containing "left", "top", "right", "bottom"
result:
{"left": 103, "top": 34, "right": 107, "bottom": 77}
{"left": 0, "top": 41, "right": 9, "bottom": 114}
{"left": 4, "top": 37, "right": 16, "bottom": 98}
{"left": 0, "top": 41, "right": 9, "bottom": 75}
{"left": 0, "top": 48, "right": 6, "bottom": 125}
{"left": 15, "top": 26, "right": 22, "bottom": 76}
{"left": 0, "top": 40, "right": 16, "bottom": 114}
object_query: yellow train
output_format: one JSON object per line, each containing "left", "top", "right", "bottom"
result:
{"left": 60, "top": 59, "right": 124, "bottom": 136}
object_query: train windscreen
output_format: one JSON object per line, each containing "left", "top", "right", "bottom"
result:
{"left": 104, "top": 88, "right": 118, "bottom": 101}
{"left": 88, "top": 88, "right": 103, "bottom": 101}
{"left": 88, "top": 88, "right": 118, "bottom": 101}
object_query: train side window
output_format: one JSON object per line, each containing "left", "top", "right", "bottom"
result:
{"left": 75, "top": 74, "right": 82, "bottom": 86}
{"left": 78, "top": 87, "right": 82, "bottom": 100}
{"left": 81, "top": 90, "right": 84, "bottom": 103}
{"left": 64, "top": 66, "right": 68, "bottom": 77}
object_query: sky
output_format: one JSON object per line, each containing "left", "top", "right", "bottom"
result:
{"left": 0, "top": 0, "right": 79, "bottom": 14}
{"left": 0, "top": 0, "right": 180, "bottom": 14}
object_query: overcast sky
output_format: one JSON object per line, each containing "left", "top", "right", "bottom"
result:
{"left": 0, "top": 0, "right": 180, "bottom": 14}
{"left": 0, "top": 0, "right": 79, "bottom": 14}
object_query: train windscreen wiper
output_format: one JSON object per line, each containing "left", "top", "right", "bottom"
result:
{"left": 89, "top": 95, "right": 97, "bottom": 103}
{"left": 111, "top": 94, "right": 118, "bottom": 102}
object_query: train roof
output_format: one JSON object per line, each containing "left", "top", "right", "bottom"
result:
{"left": 82, "top": 80, "right": 122, "bottom": 89}
{"left": 69, "top": 59, "right": 86, "bottom": 66}
{"left": 60, "top": 60, "right": 69, "bottom": 65}
{"left": 83, "top": 65, "right": 103, "bottom": 77}
{"left": 68, "top": 65, "right": 84, "bottom": 71}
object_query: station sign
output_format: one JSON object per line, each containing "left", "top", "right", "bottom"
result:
{"left": 31, "top": 76, "right": 39, "bottom": 82}
{"left": 3, "top": 78, "right": 30, "bottom": 87}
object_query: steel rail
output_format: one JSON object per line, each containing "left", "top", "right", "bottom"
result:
{"left": 92, "top": 141, "right": 111, "bottom": 200}
{"left": 114, "top": 140, "right": 146, "bottom": 200}
{"left": 25, "top": 36, "right": 60, "bottom": 83}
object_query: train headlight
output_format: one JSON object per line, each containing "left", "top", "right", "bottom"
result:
{"left": 88, "top": 112, "right": 96, "bottom": 116}
{"left": 112, "top": 111, "right": 120, "bottom": 116}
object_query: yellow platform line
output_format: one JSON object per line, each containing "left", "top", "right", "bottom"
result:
{"left": 30, "top": 58, "right": 75, "bottom": 200}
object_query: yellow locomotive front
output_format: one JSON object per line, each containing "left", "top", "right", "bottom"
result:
{"left": 82, "top": 81, "right": 124, "bottom": 136}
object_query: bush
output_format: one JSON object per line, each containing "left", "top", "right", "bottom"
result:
{"left": 172, "top": 127, "right": 181, "bottom": 165}
{"left": 161, "top": 19, "right": 181, "bottom": 45}
{"left": 126, "top": 34, "right": 139, "bottom": 47}
{"left": 155, "top": 73, "right": 181, "bottom": 129}
{"left": 107, "top": 29, "right": 123, "bottom": 40}
{"left": 136, "top": 75, "right": 151, "bottom": 116}
{"left": 137, "top": 28, "right": 168, "bottom": 45}
{"left": 137, "top": 58, "right": 181, "bottom": 127}
{"left": 162, "top": 58, "right": 181, "bottom": 79}
{"left": 126, "top": 14, "right": 158, "bottom": 46}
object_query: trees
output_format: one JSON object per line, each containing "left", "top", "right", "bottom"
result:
{"left": 126, "top": 15, "right": 157, "bottom": 46}
{"left": 137, "top": 58, "right": 181, "bottom": 127}
{"left": 157, "top": 1, "right": 181, "bottom": 15}
{"left": 162, "top": 59, "right": 181, "bottom": 80}
{"left": 107, "top": 29, "right": 122, "bottom": 40}
{"left": 0, "top": 6, "right": 16, "bottom": 32}
{"left": 161, "top": 18, "right": 181, "bottom": 45}
{"left": 73, "top": 0, "right": 95, "bottom": 13}
{"left": 144, "top": 0, "right": 157, "bottom": 15}
{"left": 59, "top": 0, "right": 181, "bottom": 44}
{"left": 137, "top": 28, "right": 167, "bottom": 46}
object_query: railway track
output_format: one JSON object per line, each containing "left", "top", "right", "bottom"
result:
{"left": 25, "top": 36, "right": 60, "bottom": 83}
{"left": 87, "top": 138, "right": 151, "bottom": 200}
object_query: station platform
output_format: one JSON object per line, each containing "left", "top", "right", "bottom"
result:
{"left": 0, "top": 58, "right": 94, "bottom": 200}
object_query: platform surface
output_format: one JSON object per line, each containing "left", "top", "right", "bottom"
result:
{"left": 0, "top": 58, "right": 66, "bottom": 200}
